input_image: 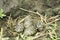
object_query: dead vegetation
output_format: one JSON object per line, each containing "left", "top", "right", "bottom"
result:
{"left": 0, "top": 8, "right": 60, "bottom": 40}
{"left": 0, "top": 0, "right": 60, "bottom": 40}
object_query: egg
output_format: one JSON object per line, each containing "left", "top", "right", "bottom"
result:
{"left": 36, "top": 20, "right": 45, "bottom": 31}
{"left": 24, "top": 15, "right": 33, "bottom": 28}
{"left": 15, "top": 23, "right": 24, "bottom": 33}
{"left": 24, "top": 25, "right": 37, "bottom": 36}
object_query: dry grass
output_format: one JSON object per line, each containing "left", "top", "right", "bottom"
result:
{"left": 0, "top": 8, "right": 60, "bottom": 40}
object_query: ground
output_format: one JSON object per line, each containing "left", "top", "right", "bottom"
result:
{"left": 0, "top": 0, "right": 60, "bottom": 40}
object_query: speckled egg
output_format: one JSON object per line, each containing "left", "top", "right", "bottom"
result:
{"left": 14, "top": 23, "right": 24, "bottom": 33}
{"left": 24, "top": 25, "right": 37, "bottom": 36}
{"left": 24, "top": 15, "right": 33, "bottom": 28}
{"left": 36, "top": 20, "right": 45, "bottom": 31}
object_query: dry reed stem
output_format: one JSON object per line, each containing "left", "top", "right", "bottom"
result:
{"left": 47, "top": 15, "right": 60, "bottom": 22}
{"left": 45, "top": 18, "right": 60, "bottom": 26}
{"left": 20, "top": 8, "right": 42, "bottom": 17}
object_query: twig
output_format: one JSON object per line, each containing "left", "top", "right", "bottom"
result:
{"left": 45, "top": 18, "right": 60, "bottom": 25}
{"left": 33, "top": 32, "right": 46, "bottom": 39}
{"left": 47, "top": 15, "right": 59, "bottom": 22}
{"left": 20, "top": 8, "right": 44, "bottom": 22}
{"left": 19, "top": 8, "right": 42, "bottom": 17}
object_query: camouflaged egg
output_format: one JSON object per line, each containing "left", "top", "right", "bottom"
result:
{"left": 36, "top": 20, "right": 45, "bottom": 31}
{"left": 24, "top": 15, "right": 33, "bottom": 28}
{"left": 15, "top": 23, "right": 24, "bottom": 32}
{"left": 24, "top": 25, "right": 37, "bottom": 36}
